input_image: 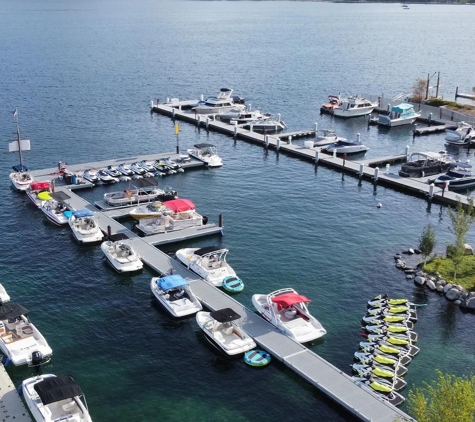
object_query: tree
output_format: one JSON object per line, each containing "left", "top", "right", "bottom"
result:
{"left": 408, "top": 370, "right": 475, "bottom": 422}
{"left": 419, "top": 224, "right": 436, "bottom": 266}
{"left": 447, "top": 198, "right": 475, "bottom": 278}
{"left": 412, "top": 78, "right": 427, "bottom": 102}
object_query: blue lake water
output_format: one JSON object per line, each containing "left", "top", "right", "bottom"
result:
{"left": 1, "top": 1, "right": 475, "bottom": 421}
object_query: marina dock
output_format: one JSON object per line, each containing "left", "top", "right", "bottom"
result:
{"left": 0, "top": 364, "right": 32, "bottom": 422}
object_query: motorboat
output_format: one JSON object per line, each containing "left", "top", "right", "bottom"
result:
{"left": 252, "top": 288, "right": 326, "bottom": 343}
{"left": 241, "top": 119, "right": 286, "bottom": 133}
{"left": 434, "top": 162, "right": 475, "bottom": 190}
{"left": 187, "top": 143, "right": 223, "bottom": 167}
{"left": 362, "top": 314, "right": 414, "bottom": 329}
{"left": 131, "top": 198, "right": 193, "bottom": 220}
{"left": 26, "top": 181, "right": 52, "bottom": 208}
{"left": 0, "top": 302, "right": 52, "bottom": 366}
{"left": 9, "top": 165, "right": 34, "bottom": 191}
{"left": 129, "top": 201, "right": 166, "bottom": 219}
{"left": 220, "top": 108, "right": 271, "bottom": 123}
{"left": 196, "top": 308, "right": 256, "bottom": 356}
{"left": 0, "top": 284, "right": 10, "bottom": 304}
{"left": 445, "top": 121, "right": 475, "bottom": 145}
{"left": 399, "top": 151, "right": 454, "bottom": 178}
{"left": 320, "top": 95, "right": 342, "bottom": 114}
{"left": 150, "top": 274, "right": 202, "bottom": 318}
{"left": 40, "top": 192, "right": 73, "bottom": 226}
{"left": 68, "top": 209, "right": 104, "bottom": 244}
{"left": 352, "top": 376, "right": 406, "bottom": 405}
{"left": 192, "top": 88, "right": 245, "bottom": 115}
{"left": 137, "top": 204, "right": 202, "bottom": 235}
{"left": 82, "top": 169, "right": 100, "bottom": 184}
{"left": 313, "top": 129, "right": 347, "bottom": 147}
{"left": 323, "top": 139, "right": 369, "bottom": 155}
{"left": 96, "top": 170, "right": 117, "bottom": 184}
{"left": 22, "top": 374, "right": 92, "bottom": 422}
{"left": 378, "top": 103, "right": 420, "bottom": 127}
{"left": 100, "top": 236, "right": 143, "bottom": 273}
{"left": 326, "top": 95, "right": 377, "bottom": 118}
{"left": 354, "top": 352, "right": 409, "bottom": 373}
{"left": 117, "top": 163, "right": 136, "bottom": 178}
{"left": 103, "top": 165, "right": 122, "bottom": 178}
{"left": 175, "top": 247, "right": 241, "bottom": 287}
{"left": 104, "top": 178, "right": 177, "bottom": 207}
{"left": 352, "top": 363, "right": 408, "bottom": 388}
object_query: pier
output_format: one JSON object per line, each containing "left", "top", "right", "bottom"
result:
{"left": 0, "top": 364, "right": 32, "bottom": 422}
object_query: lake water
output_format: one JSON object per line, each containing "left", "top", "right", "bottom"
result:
{"left": 1, "top": 1, "right": 475, "bottom": 421}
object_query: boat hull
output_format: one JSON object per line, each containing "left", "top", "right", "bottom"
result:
{"left": 333, "top": 106, "right": 375, "bottom": 118}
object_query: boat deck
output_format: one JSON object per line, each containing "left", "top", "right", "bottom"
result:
{"left": 0, "top": 364, "right": 32, "bottom": 422}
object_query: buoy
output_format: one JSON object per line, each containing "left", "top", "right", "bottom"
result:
{"left": 377, "top": 203, "right": 382, "bottom": 208}
{"left": 222, "top": 276, "right": 244, "bottom": 293}
{"left": 244, "top": 350, "right": 271, "bottom": 367}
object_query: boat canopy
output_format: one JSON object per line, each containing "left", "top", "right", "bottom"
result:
{"left": 0, "top": 303, "right": 28, "bottom": 320}
{"left": 210, "top": 308, "right": 241, "bottom": 323}
{"left": 34, "top": 375, "right": 84, "bottom": 405}
{"left": 272, "top": 293, "right": 311, "bottom": 307}
{"left": 72, "top": 209, "right": 94, "bottom": 218}
{"left": 50, "top": 191, "right": 71, "bottom": 202}
{"left": 194, "top": 246, "right": 221, "bottom": 256}
{"left": 194, "top": 143, "right": 216, "bottom": 149}
{"left": 131, "top": 177, "right": 158, "bottom": 188}
{"left": 157, "top": 275, "right": 189, "bottom": 291}
{"left": 392, "top": 103, "right": 414, "bottom": 113}
{"left": 30, "top": 181, "right": 50, "bottom": 191}
{"left": 12, "top": 164, "right": 28, "bottom": 172}
{"left": 163, "top": 199, "right": 195, "bottom": 213}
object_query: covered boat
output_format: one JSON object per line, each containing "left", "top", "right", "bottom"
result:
{"left": 378, "top": 103, "right": 420, "bottom": 127}
{"left": 445, "top": 121, "right": 475, "bottom": 144}
{"left": 68, "top": 209, "right": 104, "bottom": 243}
{"left": 100, "top": 235, "right": 143, "bottom": 273}
{"left": 26, "top": 181, "right": 52, "bottom": 208}
{"left": 9, "top": 164, "right": 34, "bottom": 191}
{"left": 399, "top": 151, "right": 454, "bottom": 178}
{"left": 192, "top": 88, "right": 244, "bottom": 115}
{"left": 324, "top": 95, "right": 378, "bottom": 118}
{"left": 434, "top": 162, "right": 475, "bottom": 190}
{"left": 40, "top": 191, "right": 73, "bottom": 226}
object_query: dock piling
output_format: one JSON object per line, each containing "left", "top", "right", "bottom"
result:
{"left": 357, "top": 133, "right": 361, "bottom": 143}
{"left": 276, "top": 138, "right": 281, "bottom": 151}
{"left": 166, "top": 97, "right": 170, "bottom": 103}
{"left": 218, "top": 214, "right": 224, "bottom": 235}
{"left": 234, "top": 123, "right": 238, "bottom": 137}
{"left": 374, "top": 167, "right": 379, "bottom": 181}
{"left": 315, "top": 122, "right": 318, "bottom": 133}
{"left": 200, "top": 94, "right": 204, "bottom": 101}
{"left": 315, "top": 149, "right": 320, "bottom": 163}
{"left": 333, "top": 149, "right": 337, "bottom": 158}
{"left": 250, "top": 124, "right": 253, "bottom": 132}
{"left": 386, "top": 163, "right": 390, "bottom": 174}
{"left": 428, "top": 113, "right": 432, "bottom": 126}
{"left": 150, "top": 100, "right": 153, "bottom": 109}
{"left": 172, "top": 108, "right": 176, "bottom": 118}
{"left": 206, "top": 117, "right": 209, "bottom": 130}
{"left": 429, "top": 183, "right": 435, "bottom": 198}
{"left": 265, "top": 134, "right": 269, "bottom": 147}
{"left": 107, "top": 225, "right": 112, "bottom": 239}
{"left": 405, "top": 145, "right": 410, "bottom": 156}
{"left": 51, "top": 179, "right": 55, "bottom": 193}
{"left": 359, "top": 163, "right": 364, "bottom": 176}
{"left": 288, "top": 135, "right": 292, "bottom": 145}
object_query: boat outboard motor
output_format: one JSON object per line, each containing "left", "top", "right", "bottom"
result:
{"left": 31, "top": 351, "right": 43, "bottom": 366}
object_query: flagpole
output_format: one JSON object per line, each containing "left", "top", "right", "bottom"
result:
{"left": 15, "top": 108, "right": 23, "bottom": 166}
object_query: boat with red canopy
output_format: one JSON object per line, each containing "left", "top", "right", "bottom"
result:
{"left": 252, "top": 288, "right": 326, "bottom": 343}
{"left": 26, "top": 181, "right": 52, "bottom": 208}
{"left": 163, "top": 198, "right": 195, "bottom": 213}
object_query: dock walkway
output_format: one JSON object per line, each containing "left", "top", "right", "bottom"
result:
{"left": 0, "top": 364, "right": 32, "bottom": 421}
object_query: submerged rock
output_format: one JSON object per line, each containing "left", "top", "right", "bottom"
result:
{"left": 426, "top": 279, "right": 436, "bottom": 290}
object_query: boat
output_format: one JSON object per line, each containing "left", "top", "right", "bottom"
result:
{"left": 0, "top": 302, "right": 52, "bottom": 366}
{"left": 175, "top": 247, "right": 241, "bottom": 287}
{"left": 364, "top": 324, "right": 418, "bottom": 341}
{"left": 129, "top": 162, "right": 147, "bottom": 176}
{"left": 100, "top": 235, "right": 143, "bottom": 273}
{"left": 117, "top": 163, "right": 136, "bottom": 178}
{"left": 364, "top": 331, "right": 418, "bottom": 344}
{"left": 96, "top": 170, "right": 117, "bottom": 184}
{"left": 26, "top": 181, "right": 52, "bottom": 208}
{"left": 161, "top": 158, "right": 184, "bottom": 173}
{"left": 220, "top": 108, "right": 271, "bottom": 123}
{"left": 352, "top": 363, "right": 408, "bottom": 388}
{"left": 434, "top": 162, "right": 475, "bottom": 190}
{"left": 153, "top": 160, "right": 175, "bottom": 176}
{"left": 22, "top": 374, "right": 92, "bottom": 422}
{"left": 104, "top": 178, "right": 177, "bottom": 207}
{"left": 10, "top": 165, "right": 34, "bottom": 191}
{"left": 366, "top": 305, "right": 418, "bottom": 322}
{"left": 0, "top": 284, "right": 10, "bottom": 304}
{"left": 40, "top": 192, "right": 74, "bottom": 226}
{"left": 244, "top": 349, "right": 271, "bottom": 367}
{"left": 192, "top": 88, "right": 245, "bottom": 114}
{"left": 377, "top": 103, "right": 421, "bottom": 127}
{"left": 252, "top": 288, "right": 326, "bottom": 343}
{"left": 331, "top": 95, "right": 378, "bottom": 118}
{"left": 82, "top": 169, "right": 100, "bottom": 184}
{"left": 187, "top": 143, "right": 223, "bottom": 167}
{"left": 313, "top": 129, "right": 347, "bottom": 147}
{"left": 445, "top": 121, "right": 475, "bottom": 145}
{"left": 352, "top": 376, "right": 406, "bottom": 406}
{"left": 320, "top": 95, "right": 343, "bottom": 114}
{"left": 129, "top": 201, "right": 166, "bottom": 219}
{"left": 399, "top": 151, "right": 455, "bottom": 178}
{"left": 196, "top": 308, "right": 256, "bottom": 356}
{"left": 68, "top": 210, "right": 104, "bottom": 244}
{"left": 360, "top": 340, "right": 420, "bottom": 357}
{"left": 103, "top": 165, "right": 122, "bottom": 178}
{"left": 150, "top": 274, "right": 202, "bottom": 318}
{"left": 323, "top": 139, "right": 369, "bottom": 155}
{"left": 241, "top": 119, "right": 286, "bottom": 133}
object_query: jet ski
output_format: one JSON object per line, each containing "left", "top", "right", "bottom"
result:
{"left": 360, "top": 340, "right": 420, "bottom": 358}
{"left": 154, "top": 160, "right": 176, "bottom": 175}
{"left": 97, "top": 170, "right": 118, "bottom": 184}
{"left": 104, "top": 165, "right": 122, "bottom": 178}
{"left": 117, "top": 164, "right": 136, "bottom": 177}
{"left": 364, "top": 324, "right": 418, "bottom": 342}
{"left": 162, "top": 158, "right": 184, "bottom": 173}
{"left": 130, "top": 162, "right": 147, "bottom": 175}
{"left": 352, "top": 374, "right": 406, "bottom": 393}
{"left": 138, "top": 160, "right": 157, "bottom": 174}
{"left": 366, "top": 306, "right": 418, "bottom": 322}
{"left": 364, "top": 333, "right": 416, "bottom": 346}
{"left": 82, "top": 169, "right": 100, "bottom": 184}
{"left": 352, "top": 362, "right": 408, "bottom": 380}
{"left": 362, "top": 314, "right": 414, "bottom": 329}
{"left": 367, "top": 294, "right": 409, "bottom": 308}
{"left": 353, "top": 353, "right": 408, "bottom": 375}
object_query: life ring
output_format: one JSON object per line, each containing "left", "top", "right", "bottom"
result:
{"left": 244, "top": 350, "right": 271, "bottom": 367}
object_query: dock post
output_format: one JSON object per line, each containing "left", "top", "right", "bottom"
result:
{"left": 288, "top": 135, "right": 292, "bottom": 145}
{"left": 455, "top": 86, "right": 458, "bottom": 101}
{"left": 51, "top": 179, "right": 55, "bottom": 193}
{"left": 442, "top": 182, "right": 447, "bottom": 196}
{"left": 150, "top": 100, "right": 153, "bottom": 109}
{"left": 413, "top": 124, "right": 417, "bottom": 139}
{"left": 428, "top": 113, "right": 432, "bottom": 127}
{"left": 201, "top": 94, "right": 204, "bottom": 101}
{"left": 357, "top": 133, "right": 361, "bottom": 143}
{"left": 359, "top": 163, "right": 364, "bottom": 175}
{"left": 276, "top": 138, "right": 281, "bottom": 151}
{"left": 250, "top": 124, "right": 253, "bottom": 132}
{"left": 248, "top": 103, "right": 251, "bottom": 112}
{"left": 218, "top": 214, "right": 224, "bottom": 235}
{"left": 265, "top": 134, "right": 269, "bottom": 147}
{"left": 197, "top": 114, "right": 201, "bottom": 125}
{"left": 315, "top": 122, "right": 318, "bottom": 134}
{"left": 405, "top": 145, "right": 410, "bottom": 156}
{"left": 234, "top": 124, "right": 238, "bottom": 138}
{"left": 386, "top": 163, "right": 390, "bottom": 174}
{"left": 429, "top": 183, "right": 435, "bottom": 198}
{"left": 278, "top": 113, "right": 281, "bottom": 123}
{"left": 206, "top": 117, "right": 209, "bottom": 130}
{"left": 179, "top": 104, "right": 182, "bottom": 111}
{"left": 333, "top": 149, "right": 337, "bottom": 158}
{"left": 172, "top": 108, "right": 175, "bottom": 118}
{"left": 343, "top": 153, "right": 347, "bottom": 166}
{"left": 107, "top": 225, "right": 112, "bottom": 240}
{"left": 374, "top": 167, "right": 379, "bottom": 181}
{"left": 315, "top": 149, "right": 320, "bottom": 163}
{"left": 387, "top": 103, "right": 391, "bottom": 112}
{"left": 166, "top": 97, "right": 170, "bottom": 103}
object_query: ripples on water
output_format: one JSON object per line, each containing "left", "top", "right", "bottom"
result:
{"left": 1, "top": 1, "right": 475, "bottom": 421}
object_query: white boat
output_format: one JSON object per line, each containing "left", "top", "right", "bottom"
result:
{"left": 324, "top": 139, "right": 369, "bottom": 155}
{"left": 0, "top": 302, "right": 52, "bottom": 366}
{"left": 22, "top": 374, "right": 92, "bottom": 422}
{"left": 26, "top": 181, "right": 52, "bottom": 208}
{"left": 117, "top": 163, "right": 137, "bottom": 178}
{"left": 0, "top": 284, "right": 10, "bottom": 304}
{"left": 252, "top": 288, "right": 326, "bottom": 343}
{"left": 445, "top": 121, "right": 475, "bottom": 144}
{"left": 175, "top": 247, "right": 237, "bottom": 287}
{"left": 187, "top": 143, "right": 222, "bottom": 167}
{"left": 399, "top": 151, "right": 454, "bottom": 178}
{"left": 134, "top": 199, "right": 197, "bottom": 227}
{"left": 82, "top": 169, "right": 100, "bottom": 184}
{"left": 103, "top": 165, "right": 122, "bottom": 178}
{"left": 96, "top": 170, "right": 117, "bottom": 184}
{"left": 378, "top": 103, "right": 420, "bottom": 127}
{"left": 196, "top": 308, "right": 256, "bottom": 356}
{"left": 242, "top": 119, "right": 286, "bottom": 133}
{"left": 150, "top": 274, "right": 202, "bottom": 317}
{"left": 100, "top": 237, "right": 143, "bottom": 273}
{"left": 68, "top": 210, "right": 104, "bottom": 244}
{"left": 129, "top": 201, "right": 166, "bottom": 219}
{"left": 161, "top": 158, "right": 184, "bottom": 173}
{"left": 332, "top": 95, "right": 378, "bottom": 118}
{"left": 192, "top": 88, "right": 245, "bottom": 114}
{"left": 220, "top": 108, "right": 270, "bottom": 123}
{"left": 10, "top": 165, "right": 34, "bottom": 191}
{"left": 40, "top": 192, "right": 74, "bottom": 226}
{"left": 129, "top": 162, "right": 147, "bottom": 175}
{"left": 434, "top": 162, "right": 475, "bottom": 190}
{"left": 313, "top": 129, "right": 347, "bottom": 147}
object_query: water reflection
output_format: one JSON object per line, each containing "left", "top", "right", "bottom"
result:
{"left": 438, "top": 301, "right": 459, "bottom": 344}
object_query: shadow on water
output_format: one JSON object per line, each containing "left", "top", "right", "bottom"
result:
{"left": 438, "top": 300, "right": 460, "bottom": 343}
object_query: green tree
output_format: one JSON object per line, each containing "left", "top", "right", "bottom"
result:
{"left": 408, "top": 370, "right": 475, "bottom": 422}
{"left": 419, "top": 224, "right": 436, "bottom": 266}
{"left": 412, "top": 78, "right": 427, "bottom": 102}
{"left": 447, "top": 198, "right": 475, "bottom": 279}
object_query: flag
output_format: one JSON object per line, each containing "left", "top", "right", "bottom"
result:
{"left": 13, "top": 108, "right": 18, "bottom": 118}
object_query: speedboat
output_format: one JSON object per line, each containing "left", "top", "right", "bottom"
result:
{"left": 352, "top": 376, "right": 406, "bottom": 406}
{"left": 221, "top": 108, "right": 271, "bottom": 123}
{"left": 378, "top": 103, "right": 420, "bottom": 127}
{"left": 187, "top": 143, "right": 223, "bottom": 167}
{"left": 22, "top": 374, "right": 92, "bottom": 422}
{"left": 399, "top": 151, "right": 454, "bottom": 178}
{"left": 242, "top": 119, "right": 286, "bottom": 133}
{"left": 40, "top": 192, "right": 73, "bottom": 226}
{"left": 331, "top": 95, "right": 378, "bottom": 118}
{"left": 68, "top": 210, "right": 104, "bottom": 244}
{"left": 445, "top": 121, "right": 475, "bottom": 144}
{"left": 0, "top": 284, "right": 10, "bottom": 304}
{"left": 196, "top": 308, "right": 256, "bottom": 356}
{"left": 252, "top": 288, "right": 326, "bottom": 343}
{"left": 313, "top": 129, "right": 347, "bottom": 147}
{"left": 175, "top": 247, "right": 242, "bottom": 288}
{"left": 96, "top": 170, "right": 117, "bottom": 184}
{"left": 82, "top": 169, "right": 100, "bottom": 184}
{"left": 192, "top": 88, "right": 245, "bottom": 114}
{"left": 434, "top": 162, "right": 475, "bottom": 190}
{"left": 9, "top": 165, "right": 34, "bottom": 191}
{"left": 150, "top": 274, "right": 202, "bottom": 318}
{"left": 0, "top": 302, "right": 52, "bottom": 366}
{"left": 103, "top": 165, "right": 122, "bottom": 178}
{"left": 26, "top": 181, "right": 52, "bottom": 208}
{"left": 324, "top": 139, "right": 369, "bottom": 155}
{"left": 129, "top": 201, "right": 168, "bottom": 219}
{"left": 100, "top": 239, "right": 143, "bottom": 273}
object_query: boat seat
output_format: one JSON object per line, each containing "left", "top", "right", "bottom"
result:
{"left": 285, "top": 308, "right": 297, "bottom": 319}
{"left": 62, "top": 400, "right": 76, "bottom": 412}
{"left": 174, "top": 289, "right": 185, "bottom": 299}
{"left": 214, "top": 331, "right": 225, "bottom": 344}
{"left": 222, "top": 325, "right": 234, "bottom": 336}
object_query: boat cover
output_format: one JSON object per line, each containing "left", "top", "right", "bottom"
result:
{"left": 392, "top": 103, "right": 414, "bottom": 113}
{"left": 34, "top": 375, "right": 83, "bottom": 405}
{"left": 271, "top": 293, "right": 311, "bottom": 307}
{"left": 194, "top": 143, "right": 216, "bottom": 149}
{"left": 30, "top": 181, "right": 50, "bottom": 191}
{"left": 12, "top": 164, "right": 28, "bottom": 172}
{"left": 194, "top": 246, "right": 221, "bottom": 256}
{"left": 131, "top": 177, "right": 158, "bottom": 188}
{"left": 163, "top": 199, "right": 195, "bottom": 213}
{"left": 210, "top": 308, "right": 241, "bottom": 323}
{"left": 0, "top": 302, "right": 28, "bottom": 320}
{"left": 72, "top": 209, "right": 94, "bottom": 218}
{"left": 50, "top": 191, "right": 71, "bottom": 202}
{"left": 157, "top": 275, "right": 189, "bottom": 291}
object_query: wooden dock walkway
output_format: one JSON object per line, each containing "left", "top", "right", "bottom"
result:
{"left": 0, "top": 364, "right": 32, "bottom": 422}
{"left": 413, "top": 123, "right": 457, "bottom": 136}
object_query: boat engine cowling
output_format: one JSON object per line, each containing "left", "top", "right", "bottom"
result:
{"left": 31, "top": 351, "right": 43, "bottom": 366}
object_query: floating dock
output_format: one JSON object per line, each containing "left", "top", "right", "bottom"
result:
{"left": 0, "top": 364, "right": 32, "bottom": 422}
{"left": 413, "top": 123, "right": 457, "bottom": 136}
